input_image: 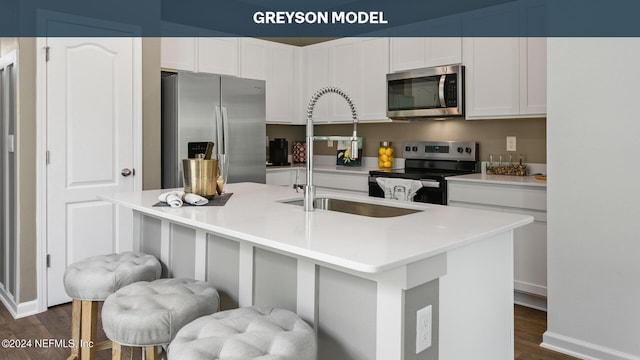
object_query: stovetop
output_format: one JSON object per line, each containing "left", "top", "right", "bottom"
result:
{"left": 369, "top": 168, "right": 473, "bottom": 180}
{"left": 370, "top": 141, "right": 480, "bottom": 180}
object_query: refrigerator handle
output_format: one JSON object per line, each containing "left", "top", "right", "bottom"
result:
{"left": 215, "top": 106, "right": 224, "bottom": 155}
{"left": 220, "top": 106, "right": 230, "bottom": 155}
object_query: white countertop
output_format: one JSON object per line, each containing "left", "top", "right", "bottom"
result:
{"left": 267, "top": 163, "right": 377, "bottom": 175}
{"left": 445, "top": 173, "right": 547, "bottom": 187}
{"left": 101, "top": 183, "right": 532, "bottom": 274}
{"left": 266, "top": 155, "right": 397, "bottom": 175}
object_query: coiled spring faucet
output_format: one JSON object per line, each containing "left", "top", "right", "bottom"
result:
{"left": 304, "top": 87, "right": 359, "bottom": 211}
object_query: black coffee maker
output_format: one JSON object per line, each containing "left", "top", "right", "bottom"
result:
{"left": 269, "top": 138, "right": 289, "bottom": 166}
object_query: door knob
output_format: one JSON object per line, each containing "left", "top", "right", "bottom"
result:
{"left": 121, "top": 168, "right": 134, "bottom": 177}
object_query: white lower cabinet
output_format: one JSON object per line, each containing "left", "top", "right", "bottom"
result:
{"left": 448, "top": 180, "right": 547, "bottom": 310}
{"left": 313, "top": 171, "right": 369, "bottom": 194}
{"left": 266, "top": 168, "right": 306, "bottom": 188}
{"left": 267, "top": 168, "right": 368, "bottom": 195}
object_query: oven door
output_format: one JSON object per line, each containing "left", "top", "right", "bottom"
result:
{"left": 368, "top": 176, "right": 446, "bottom": 205}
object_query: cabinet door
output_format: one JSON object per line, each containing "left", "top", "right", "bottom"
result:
{"left": 267, "top": 44, "right": 300, "bottom": 123}
{"left": 240, "top": 38, "right": 268, "bottom": 80}
{"left": 519, "top": 37, "right": 546, "bottom": 116}
{"left": 161, "top": 37, "right": 196, "bottom": 71}
{"left": 425, "top": 15, "right": 462, "bottom": 66}
{"left": 463, "top": 3, "right": 520, "bottom": 118}
{"left": 331, "top": 39, "right": 360, "bottom": 122}
{"left": 390, "top": 37, "right": 427, "bottom": 72}
{"left": 304, "top": 44, "right": 331, "bottom": 122}
{"left": 197, "top": 37, "right": 239, "bottom": 76}
{"left": 514, "top": 220, "right": 547, "bottom": 296}
{"left": 359, "top": 38, "right": 389, "bottom": 121}
{"left": 519, "top": 0, "right": 547, "bottom": 116}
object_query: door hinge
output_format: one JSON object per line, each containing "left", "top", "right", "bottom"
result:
{"left": 45, "top": 46, "right": 50, "bottom": 62}
{"left": 46, "top": 150, "right": 50, "bottom": 165}
{"left": 46, "top": 254, "right": 51, "bottom": 268}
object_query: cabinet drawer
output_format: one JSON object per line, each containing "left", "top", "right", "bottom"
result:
{"left": 448, "top": 181, "right": 546, "bottom": 211}
{"left": 314, "top": 171, "right": 368, "bottom": 193}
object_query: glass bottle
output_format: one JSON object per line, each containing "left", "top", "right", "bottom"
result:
{"left": 378, "top": 141, "right": 394, "bottom": 168}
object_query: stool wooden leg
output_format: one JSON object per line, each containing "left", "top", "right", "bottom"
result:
{"left": 111, "top": 342, "right": 123, "bottom": 360}
{"left": 68, "top": 299, "right": 82, "bottom": 360}
{"left": 145, "top": 346, "right": 158, "bottom": 360}
{"left": 80, "top": 300, "right": 98, "bottom": 360}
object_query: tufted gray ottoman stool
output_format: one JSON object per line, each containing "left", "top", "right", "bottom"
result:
{"left": 63, "top": 251, "right": 161, "bottom": 360}
{"left": 168, "top": 307, "right": 317, "bottom": 360}
{"left": 102, "top": 278, "right": 220, "bottom": 360}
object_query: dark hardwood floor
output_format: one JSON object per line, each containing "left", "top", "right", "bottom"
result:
{"left": 0, "top": 302, "right": 578, "bottom": 359}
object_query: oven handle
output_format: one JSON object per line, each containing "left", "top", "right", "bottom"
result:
{"left": 369, "top": 176, "right": 441, "bottom": 189}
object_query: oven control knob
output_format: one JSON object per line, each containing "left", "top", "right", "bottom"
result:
{"left": 405, "top": 146, "right": 411, "bottom": 152}
{"left": 457, "top": 147, "right": 463, "bottom": 153}
{"left": 465, "top": 147, "right": 472, "bottom": 153}
{"left": 412, "top": 146, "right": 418, "bottom": 152}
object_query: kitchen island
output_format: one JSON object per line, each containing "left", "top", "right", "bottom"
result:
{"left": 101, "top": 182, "right": 532, "bottom": 360}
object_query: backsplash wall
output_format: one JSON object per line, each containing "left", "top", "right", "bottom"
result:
{"left": 267, "top": 117, "right": 546, "bottom": 164}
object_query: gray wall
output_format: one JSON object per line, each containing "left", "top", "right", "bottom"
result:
{"left": 546, "top": 38, "right": 640, "bottom": 357}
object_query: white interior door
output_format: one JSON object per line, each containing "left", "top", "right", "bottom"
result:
{"left": 45, "top": 35, "right": 140, "bottom": 306}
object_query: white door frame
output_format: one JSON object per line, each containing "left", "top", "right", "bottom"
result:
{"left": 35, "top": 11, "right": 143, "bottom": 313}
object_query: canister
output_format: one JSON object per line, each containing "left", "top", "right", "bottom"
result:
{"left": 378, "top": 141, "right": 394, "bottom": 168}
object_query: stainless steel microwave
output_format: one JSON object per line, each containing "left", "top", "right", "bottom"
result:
{"left": 387, "top": 64, "right": 464, "bottom": 119}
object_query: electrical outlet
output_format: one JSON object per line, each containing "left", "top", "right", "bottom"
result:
{"left": 416, "top": 305, "right": 432, "bottom": 353}
{"left": 506, "top": 136, "right": 517, "bottom": 152}
{"left": 328, "top": 140, "right": 333, "bottom": 147}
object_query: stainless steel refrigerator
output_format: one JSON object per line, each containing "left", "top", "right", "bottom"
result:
{"left": 161, "top": 71, "right": 266, "bottom": 188}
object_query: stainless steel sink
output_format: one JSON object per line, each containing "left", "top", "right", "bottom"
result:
{"left": 280, "top": 197, "right": 422, "bottom": 218}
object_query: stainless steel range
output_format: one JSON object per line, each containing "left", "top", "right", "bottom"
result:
{"left": 369, "top": 141, "right": 479, "bottom": 204}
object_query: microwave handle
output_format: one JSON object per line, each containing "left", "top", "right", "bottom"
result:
{"left": 438, "top": 74, "right": 447, "bottom": 108}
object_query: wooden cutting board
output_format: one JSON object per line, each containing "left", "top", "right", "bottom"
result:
{"left": 534, "top": 175, "right": 547, "bottom": 181}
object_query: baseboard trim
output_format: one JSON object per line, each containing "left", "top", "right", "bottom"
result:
{"left": 15, "top": 299, "right": 40, "bottom": 318}
{"left": 0, "top": 287, "right": 42, "bottom": 319}
{"left": 542, "top": 331, "right": 640, "bottom": 360}
{"left": 514, "top": 291, "right": 547, "bottom": 311}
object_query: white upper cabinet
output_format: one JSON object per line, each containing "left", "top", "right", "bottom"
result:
{"left": 197, "top": 37, "right": 239, "bottom": 76}
{"left": 390, "top": 15, "right": 462, "bottom": 72}
{"left": 463, "top": 1, "right": 546, "bottom": 119}
{"left": 266, "top": 42, "right": 301, "bottom": 124}
{"left": 160, "top": 23, "right": 240, "bottom": 76}
{"left": 161, "top": 37, "right": 197, "bottom": 72}
{"left": 160, "top": 23, "right": 199, "bottom": 72}
{"left": 358, "top": 38, "right": 390, "bottom": 122}
{"left": 239, "top": 38, "right": 268, "bottom": 80}
{"left": 303, "top": 38, "right": 390, "bottom": 123}
{"left": 519, "top": 0, "right": 547, "bottom": 116}
{"left": 331, "top": 39, "right": 360, "bottom": 122}
{"left": 303, "top": 42, "right": 332, "bottom": 122}
{"left": 240, "top": 38, "right": 301, "bottom": 124}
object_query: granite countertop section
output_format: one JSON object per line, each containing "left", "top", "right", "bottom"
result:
{"left": 100, "top": 183, "right": 532, "bottom": 274}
